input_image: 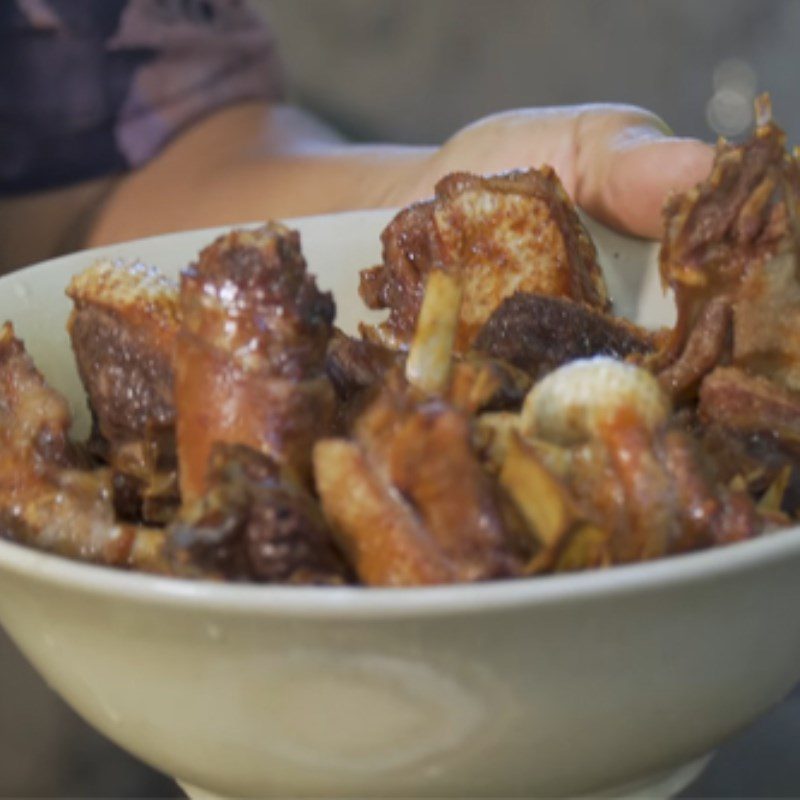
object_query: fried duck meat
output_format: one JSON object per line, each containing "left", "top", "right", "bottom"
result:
{"left": 315, "top": 373, "right": 533, "bottom": 586}
{"left": 175, "top": 224, "right": 337, "bottom": 503}
{"left": 315, "top": 273, "right": 534, "bottom": 586}
{"left": 473, "top": 292, "right": 655, "bottom": 381}
{"left": 657, "top": 95, "right": 800, "bottom": 400}
{"left": 67, "top": 258, "right": 180, "bottom": 523}
{"left": 653, "top": 97, "right": 800, "bottom": 511}
{"left": 507, "top": 357, "right": 761, "bottom": 569}
{"left": 0, "top": 323, "right": 169, "bottom": 571}
{"left": 327, "top": 326, "right": 531, "bottom": 426}
{"left": 359, "top": 168, "right": 609, "bottom": 352}
{"left": 169, "top": 443, "right": 349, "bottom": 584}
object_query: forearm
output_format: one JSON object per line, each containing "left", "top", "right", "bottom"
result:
{"left": 87, "top": 103, "right": 438, "bottom": 246}
{"left": 84, "top": 99, "right": 714, "bottom": 248}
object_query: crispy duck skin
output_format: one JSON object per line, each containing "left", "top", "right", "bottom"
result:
{"left": 325, "top": 327, "right": 531, "bottom": 426}
{"left": 516, "top": 359, "right": 761, "bottom": 567}
{"left": 169, "top": 443, "right": 350, "bottom": 584}
{"left": 473, "top": 293, "right": 655, "bottom": 381}
{"left": 0, "top": 323, "right": 170, "bottom": 571}
{"left": 554, "top": 417, "right": 760, "bottom": 565}
{"left": 601, "top": 420, "right": 759, "bottom": 560}
{"left": 698, "top": 367, "right": 800, "bottom": 448}
{"left": 67, "top": 258, "right": 179, "bottom": 443}
{"left": 67, "top": 258, "right": 180, "bottom": 522}
{"left": 175, "top": 224, "right": 336, "bottom": 502}
{"left": 325, "top": 328, "right": 401, "bottom": 402}
{"left": 315, "top": 372, "right": 534, "bottom": 587}
{"left": 359, "top": 168, "right": 609, "bottom": 352}
{"left": 656, "top": 96, "right": 800, "bottom": 398}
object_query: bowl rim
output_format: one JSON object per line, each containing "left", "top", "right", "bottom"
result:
{"left": 1, "top": 524, "right": 799, "bottom": 619}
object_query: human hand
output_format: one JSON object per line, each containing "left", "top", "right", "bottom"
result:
{"left": 418, "top": 105, "right": 714, "bottom": 239}
{"left": 84, "top": 102, "right": 713, "bottom": 249}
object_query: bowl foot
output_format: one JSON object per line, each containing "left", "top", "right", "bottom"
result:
{"left": 590, "top": 753, "right": 713, "bottom": 799}
{"left": 176, "top": 753, "right": 712, "bottom": 800}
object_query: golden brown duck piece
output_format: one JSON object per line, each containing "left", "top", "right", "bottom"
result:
{"left": 473, "top": 292, "right": 655, "bottom": 382}
{"left": 315, "top": 272, "right": 534, "bottom": 586}
{"left": 504, "top": 357, "right": 761, "bottom": 570}
{"left": 0, "top": 323, "right": 169, "bottom": 571}
{"left": 67, "top": 258, "right": 180, "bottom": 523}
{"left": 169, "top": 443, "right": 350, "bottom": 584}
{"left": 315, "top": 373, "right": 534, "bottom": 586}
{"left": 656, "top": 95, "right": 800, "bottom": 400}
{"left": 359, "top": 168, "right": 609, "bottom": 352}
{"left": 175, "top": 224, "right": 337, "bottom": 503}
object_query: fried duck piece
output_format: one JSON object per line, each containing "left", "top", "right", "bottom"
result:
{"left": 315, "top": 272, "right": 534, "bottom": 586}
{"left": 473, "top": 293, "right": 655, "bottom": 381}
{"left": 67, "top": 258, "right": 180, "bottom": 523}
{"left": 699, "top": 367, "right": 800, "bottom": 446}
{"left": 326, "top": 326, "right": 531, "bottom": 434}
{"left": 315, "top": 374, "right": 533, "bottom": 586}
{"left": 325, "top": 328, "right": 402, "bottom": 403}
{"left": 0, "top": 323, "right": 169, "bottom": 571}
{"left": 501, "top": 358, "right": 761, "bottom": 570}
{"left": 175, "top": 224, "right": 336, "bottom": 503}
{"left": 359, "top": 168, "right": 609, "bottom": 352}
{"left": 657, "top": 95, "right": 800, "bottom": 400}
{"left": 169, "top": 443, "right": 350, "bottom": 584}
{"left": 693, "top": 367, "right": 800, "bottom": 516}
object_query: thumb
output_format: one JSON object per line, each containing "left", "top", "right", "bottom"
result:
{"left": 575, "top": 114, "right": 715, "bottom": 239}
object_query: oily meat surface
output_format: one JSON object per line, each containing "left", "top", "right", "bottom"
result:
{"left": 656, "top": 103, "right": 800, "bottom": 398}
{"left": 67, "top": 258, "right": 179, "bottom": 444}
{"left": 175, "top": 223, "right": 337, "bottom": 500}
{"left": 360, "top": 168, "right": 609, "bottom": 350}
{"left": 474, "top": 293, "right": 654, "bottom": 380}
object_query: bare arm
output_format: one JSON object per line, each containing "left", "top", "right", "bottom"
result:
{"left": 62, "top": 101, "right": 711, "bottom": 253}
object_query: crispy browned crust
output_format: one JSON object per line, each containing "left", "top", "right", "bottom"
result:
{"left": 181, "top": 223, "right": 335, "bottom": 379}
{"left": 169, "top": 443, "right": 350, "bottom": 584}
{"left": 67, "top": 258, "right": 179, "bottom": 443}
{"left": 0, "top": 323, "right": 171, "bottom": 571}
{"left": 656, "top": 97, "right": 800, "bottom": 394}
{"left": 66, "top": 258, "right": 180, "bottom": 522}
{"left": 360, "top": 168, "right": 609, "bottom": 351}
{"left": 175, "top": 224, "right": 337, "bottom": 502}
{"left": 473, "top": 292, "right": 653, "bottom": 380}
{"left": 315, "top": 374, "right": 533, "bottom": 587}
{"left": 698, "top": 366, "right": 800, "bottom": 444}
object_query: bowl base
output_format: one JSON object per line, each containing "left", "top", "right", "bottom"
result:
{"left": 176, "top": 753, "right": 711, "bottom": 800}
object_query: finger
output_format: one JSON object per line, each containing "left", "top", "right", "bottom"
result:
{"left": 575, "top": 114, "right": 714, "bottom": 239}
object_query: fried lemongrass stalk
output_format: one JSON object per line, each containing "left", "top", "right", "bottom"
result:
{"left": 405, "top": 270, "right": 463, "bottom": 396}
{"left": 175, "top": 224, "right": 336, "bottom": 503}
{"left": 499, "top": 433, "right": 575, "bottom": 549}
{"left": 474, "top": 411, "right": 571, "bottom": 476}
{"left": 490, "top": 426, "right": 612, "bottom": 573}
{"left": 757, "top": 464, "right": 793, "bottom": 516}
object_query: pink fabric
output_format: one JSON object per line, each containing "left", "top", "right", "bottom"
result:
{"left": 108, "top": 0, "right": 284, "bottom": 166}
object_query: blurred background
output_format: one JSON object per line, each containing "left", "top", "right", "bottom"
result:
{"left": 3, "top": 0, "right": 800, "bottom": 796}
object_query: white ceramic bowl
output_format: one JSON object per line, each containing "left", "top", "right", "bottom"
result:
{"left": 1, "top": 210, "right": 800, "bottom": 799}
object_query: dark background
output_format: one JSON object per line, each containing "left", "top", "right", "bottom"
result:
{"left": 3, "top": 0, "right": 800, "bottom": 795}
